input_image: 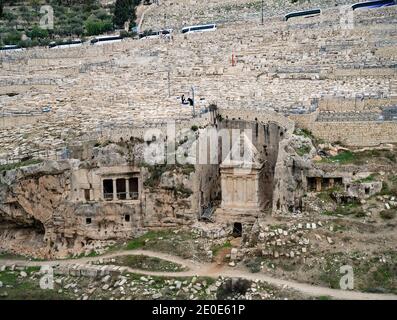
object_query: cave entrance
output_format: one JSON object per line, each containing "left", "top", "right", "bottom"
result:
{"left": 232, "top": 222, "right": 242, "bottom": 238}
{"left": 32, "top": 218, "right": 46, "bottom": 235}
{"left": 307, "top": 177, "right": 317, "bottom": 191}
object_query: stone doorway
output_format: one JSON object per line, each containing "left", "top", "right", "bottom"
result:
{"left": 232, "top": 222, "right": 242, "bottom": 237}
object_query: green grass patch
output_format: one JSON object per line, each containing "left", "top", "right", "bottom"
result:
{"left": 322, "top": 202, "right": 365, "bottom": 218}
{"left": 125, "top": 230, "right": 179, "bottom": 250}
{"left": 211, "top": 241, "right": 232, "bottom": 256}
{"left": 322, "top": 151, "right": 355, "bottom": 164}
{"left": 321, "top": 149, "right": 397, "bottom": 166}
{"left": 318, "top": 251, "right": 397, "bottom": 294}
{"left": 0, "top": 159, "right": 42, "bottom": 172}
{"left": 0, "top": 252, "right": 28, "bottom": 260}
{"left": 0, "top": 268, "right": 70, "bottom": 300}
{"left": 294, "top": 128, "right": 325, "bottom": 146}
{"left": 296, "top": 145, "right": 311, "bottom": 157}
{"left": 104, "top": 255, "right": 187, "bottom": 272}
{"left": 124, "top": 230, "right": 199, "bottom": 260}
{"left": 318, "top": 191, "right": 333, "bottom": 202}
{"left": 294, "top": 128, "right": 314, "bottom": 140}
{"left": 355, "top": 174, "right": 377, "bottom": 183}
{"left": 71, "top": 250, "right": 101, "bottom": 260}
{"left": 316, "top": 295, "right": 333, "bottom": 300}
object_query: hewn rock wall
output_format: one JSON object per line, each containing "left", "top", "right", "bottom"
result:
{"left": 0, "top": 143, "right": 199, "bottom": 258}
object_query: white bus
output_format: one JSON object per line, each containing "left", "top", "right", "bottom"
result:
{"left": 90, "top": 35, "right": 123, "bottom": 45}
{"left": 49, "top": 39, "right": 83, "bottom": 49}
{"left": 181, "top": 24, "right": 217, "bottom": 34}
{"left": 139, "top": 29, "right": 173, "bottom": 40}
{"left": 0, "top": 45, "right": 25, "bottom": 52}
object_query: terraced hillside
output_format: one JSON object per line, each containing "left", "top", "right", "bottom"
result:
{"left": 0, "top": 2, "right": 396, "bottom": 162}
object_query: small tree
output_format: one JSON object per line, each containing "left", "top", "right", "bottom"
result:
{"left": 0, "top": 0, "right": 4, "bottom": 18}
{"left": 28, "top": 25, "right": 49, "bottom": 39}
{"left": 4, "top": 30, "right": 22, "bottom": 45}
{"left": 71, "top": 24, "right": 84, "bottom": 36}
{"left": 85, "top": 18, "right": 102, "bottom": 36}
{"left": 30, "top": 0, "right": 41, "bottom": 12}
{"left": 113, "top": 0, "right": 136, "bottom": 29}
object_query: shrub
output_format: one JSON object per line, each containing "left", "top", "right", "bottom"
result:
{"left": 27, "top": 26, "right": 49, "bottom": 39}
{"left": 85, "top": 19, "right": 103, "bottom": 36}
{"left": 211, "top": 241, "right": 231, "bottom": 256}
{"left": 294, "top": 128, "right": 314, "bottom": 140}
{"left": 3, "top": 30, "right": 22, "bottom": 45}
{"left": 326, "top": 151, "right": 355, "bottom": 164}
{"left": 245, "top": 257, "right": 262, "bottom": 273}
{"left": 296, "top": 144, "right": 311, "bottom": 156}
{"left": 70, "top": 24, "right": 84, "bottom": 36}
{"left": 216, "top": 279, "right": 251, "bottom": 300}
{"left": 380, "top": 210, "right": 395, "bottom": 220}
{"left": 85, "top": 18, "right": 113, "bottom": 36}
{"left": 94, "top": 8, "right": 110, "bottom": 20}
{"left": 113, "top": 0, "right": 137, "bottom": 28}
{"left": 0, "top": 0, "right": 4, "bottom": 18}
{"left": 2, "top": 11, "right": 16, "bottom": 23}
{"left": 322, "top": 202, "right": 364, "bottom": 218}
{"left": 0, "top": 159, "right": 42, "bottom": 172}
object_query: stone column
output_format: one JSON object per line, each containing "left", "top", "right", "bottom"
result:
{"left": 242, "top": 177, "right": 247, "bottom": 205}
{"left": 233, "top": 177, "right": 237, "bottom": 206}
{"left": 316, "top": 177, "right": 322, "bottom": 192}
{"left": 113, "top": 178, "right": 117, "bottom": 201}
{"left": 126, "top": 178, "right": 130, "bottom": 200}
{"left": 221, "top": 175, "right": 226, "bottom": 207}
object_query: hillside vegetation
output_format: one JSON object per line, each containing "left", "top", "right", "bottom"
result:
{"left": 0, "top": 0, "right": 140, "bottom": 47}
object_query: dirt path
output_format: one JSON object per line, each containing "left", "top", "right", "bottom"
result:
{"left": 1, "top": 250, "right": 396, "bottom": 300}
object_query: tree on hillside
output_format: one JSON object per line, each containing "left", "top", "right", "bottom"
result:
{"left": 29, "top": 0, "right": 41, "bottom": 12}
{"left": 113, "top": 0, "right": 139, "bottom": 29}
{"left": 0, "top": 0, "right": 4, "bottom": 18}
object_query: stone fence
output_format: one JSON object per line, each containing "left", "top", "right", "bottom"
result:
{"left": 292, "top": 113, "right": 397, "bottom": 146}
{"left": 54, "top": 263, "right": 128, "bottom": 278}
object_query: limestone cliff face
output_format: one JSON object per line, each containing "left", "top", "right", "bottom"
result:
{"left": 0, "top": 161, "right": 72, "bottom": 258}
{"left": 141, "top": 165, "right": 196, "bottom": 228}
{"left": 272, "top": 133, "right": 315, "bottom": 213}
{"left": 0, "top": 143, "right": 198, "bottom": 259}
